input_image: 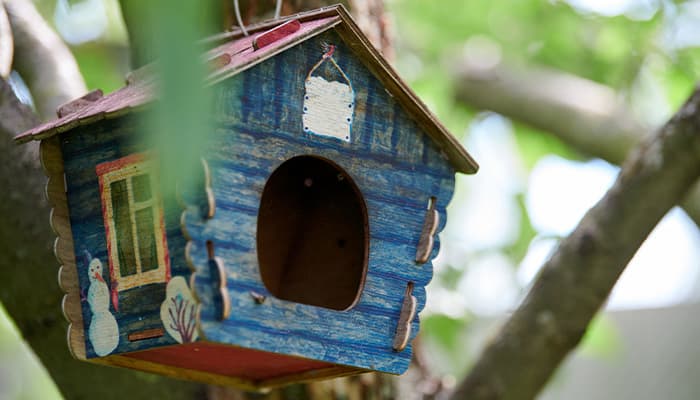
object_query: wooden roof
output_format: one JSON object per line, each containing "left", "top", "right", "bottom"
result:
{"left": 15, "top": 5, "right": 478, "bottom": 174}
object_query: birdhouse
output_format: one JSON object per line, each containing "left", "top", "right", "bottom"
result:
{"left": 16, "top": 5, "right": 477, "bottom": 390}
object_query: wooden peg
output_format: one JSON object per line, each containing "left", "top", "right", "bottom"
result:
{"left": 201, "top": 158, "right": 216, "bottom": 219}
{"left": 208, "top": 242, "right": 230, "bottom": 321}
{"left": 392, "top": 283, "right": 417, "bottom": 352}
{"left": 415, "top": 197, "right": 439, "bottom": 264}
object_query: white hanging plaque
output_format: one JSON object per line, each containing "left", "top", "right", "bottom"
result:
{"left": 302, "top": 46, "right": 355, "bottom": 142}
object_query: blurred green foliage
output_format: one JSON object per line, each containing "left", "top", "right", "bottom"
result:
{"left": 388, "top": 0, "right": 700, "bottom": 384}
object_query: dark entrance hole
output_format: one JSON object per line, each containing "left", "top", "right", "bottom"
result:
{"left": 257, "top": 156, "right": 368, "bottom": 311}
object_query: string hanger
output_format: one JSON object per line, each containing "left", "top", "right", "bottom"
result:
{"left": 233, "top": 0, "right": 283, "bottom": 37}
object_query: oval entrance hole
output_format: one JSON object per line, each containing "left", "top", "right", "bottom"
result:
{"left": 257, "top": 156, "right": 368, "bottom": 311}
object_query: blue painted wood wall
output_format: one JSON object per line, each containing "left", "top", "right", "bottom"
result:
{"left": 61, "top": 27, "right": 457, "bottom": 373}
{"left": 185, "top": 29, "right": 455, "bottom": 375}
{"left": 61, "top": 118, "right": 186, "bottom": 358}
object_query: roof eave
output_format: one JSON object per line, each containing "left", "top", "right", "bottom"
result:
{"left": 330, "top": 6, "right": 478, "bottom": 174}
{"left": 14, "top": 4, "right": 479, "bottom": 174}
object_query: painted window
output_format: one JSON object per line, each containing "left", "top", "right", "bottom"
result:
{"left": 96, "top": 154, "right": 170, "bottom": 291}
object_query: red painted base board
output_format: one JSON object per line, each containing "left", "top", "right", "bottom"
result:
{"left": 123, "top": 342, "right": 335, "bottom": 381}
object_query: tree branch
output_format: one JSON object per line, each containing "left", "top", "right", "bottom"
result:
{"left": 3, "top": 0, "right": 86, "bottom": 120}
{"left": 450, "top": 86, "right": 700, "bottom": 400}
{"left": 449, "top": 58, "right": 700, "bottom": 227}
{"left": 0, "top": 75, "right": 37, "bottom": 135}
{"left": 0, "top": 2, "right": 12, "bottom": 78}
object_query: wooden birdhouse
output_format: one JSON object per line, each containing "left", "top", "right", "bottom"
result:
{"left": 16, "top": 5, "right": 477, "bottom": 390}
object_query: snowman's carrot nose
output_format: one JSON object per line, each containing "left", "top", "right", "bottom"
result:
{"left": 94, "top": 272, "right": 104, "bottom": 283}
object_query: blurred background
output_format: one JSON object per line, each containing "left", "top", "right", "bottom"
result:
{"left": 2, "top": 0, "right": 700, "bottom": 398}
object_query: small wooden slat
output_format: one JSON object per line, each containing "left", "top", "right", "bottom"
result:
{"left": 40, "top": 138, "right": 65, "bottom": 175}
{"left": 44, "top": 173, "right": 65, "bottom": 206}
{"left": 415, "top": 198, "right": 439, "bottom": 264}
{"left": 61, "top": 292, "right": 82, "bottom": 323}
{"left": 56, "top": 89, "right": 104, "bottom": 118}
{"left": 128, "top": 328, "right": 165, "bottom": 342}
{"left": 392, "top": 284, "right": 417, "bottom": 352}
{"left": 67, "top": 323, "right": 87, "bottom": 360}
{"left": 53, "top": 236, "right": 75, "bottom": 266}
{"left": 50, "top": 208, "right": 71, "bottom": 239}
{"left": 58, "top": 264, "right": 78, "bottom": 293}
{"left": 253, "top": 19, "right": 302, "bottom": 50}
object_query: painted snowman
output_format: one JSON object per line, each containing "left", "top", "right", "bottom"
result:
{"left": 85, "top": 251, "right": 119, "bottom": 356}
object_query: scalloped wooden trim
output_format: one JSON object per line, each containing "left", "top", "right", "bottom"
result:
{"left": 41, "top": 137, "right": 86, "bottom": 360}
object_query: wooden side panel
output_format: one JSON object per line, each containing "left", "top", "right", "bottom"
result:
{"left": 41, "top": 137, "right": 86, "bottom": 360}
{"left": 60, "top": 117, "right": 192, "bottom": 358}
{"left": 186, "top": 29, "right": 456, "bottom": 375}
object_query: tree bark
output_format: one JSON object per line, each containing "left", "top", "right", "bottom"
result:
{"left": 3, "top": 0, "right": 86, "bottom": 120}
{"left": 449, "top": 58, "right": 700, "bottom": 227}
{"left": 450, "top": 86, "right": 700, "bottom": 400}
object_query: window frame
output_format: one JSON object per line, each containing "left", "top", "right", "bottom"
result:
{"left": 96, "top": 153, "right": 170, "bottom": 292}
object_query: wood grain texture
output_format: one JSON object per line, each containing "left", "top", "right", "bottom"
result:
{"left": 185, "top": 30, "right": 456, "bottom": 375}
{"left": 40, "top": 137, "right": 87, "bottom": 360}
{"left": 60, "top": 118, "right": 191, "bottom": 358}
